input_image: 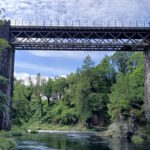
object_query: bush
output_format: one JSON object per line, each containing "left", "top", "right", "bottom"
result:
{"left": 30, "top": 130, "right": 38, "bottom": 134}
{"left": 131, "top": 135, "right": 144, "bottom": 144}
{"left": 0, "top": 138, "right": 16, "bottom": 150}
{"left": 0, "top": 130, "right": 25, "bottom": 137}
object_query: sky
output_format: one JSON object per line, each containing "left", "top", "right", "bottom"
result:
{"left": 1, "top": 0, "right": 150, "bottom": 79}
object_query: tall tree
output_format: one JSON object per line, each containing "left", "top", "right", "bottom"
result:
{"left": 75, "top": 55, "right": 110, "bottom": 126}
{"left": 34, "top": 73, "right": 44, "bottom": 117}
{"left": 82, "top": 55, "right": 95, "bottom": 71}
{"left": 111, "top": 52, "right": 132, "bottom": 74}
{"left": 41, "top": 78, "right": 53, "bottom": 105}
{"left": 53, "top": 77, "right": 68, "bottom": 99}
{"left": 23, "top": 77, "right": 33, "bottom": 102}
{"left": 13, "top": 80, "right": 31, "bottom": 125}
{"left": 108, "top": 52, "right": 144, "bottom": 123}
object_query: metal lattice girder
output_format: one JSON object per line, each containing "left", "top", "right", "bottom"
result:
{"left": 9, "top": 26, "right": 150, "bottom": 51}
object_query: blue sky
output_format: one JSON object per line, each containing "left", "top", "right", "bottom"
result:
{"left": 15, "top": 51, "right": 114, "bottom": 77}
{"left": 1, "top": 0, "right": 150, "bottom": 78}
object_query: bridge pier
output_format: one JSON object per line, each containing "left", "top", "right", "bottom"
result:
{"left": 144, "top": 49, "right": 150, "bottom": 123}
{"left": 0, "top": 47, "right": 15, "bottom": 131}
{"left": 0, "top": 21, "right": 15, "bottom": 131}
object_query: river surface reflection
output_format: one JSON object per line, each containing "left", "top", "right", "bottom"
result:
{"left": 16, "top": 131, "right": 150, "bottom": 150}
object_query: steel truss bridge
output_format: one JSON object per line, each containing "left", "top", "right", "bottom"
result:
{"left": 1, "top": 20, "right": 150, "bottom": 131}
{"left": 7, "top": 20, "right": 150, "bottom": 51}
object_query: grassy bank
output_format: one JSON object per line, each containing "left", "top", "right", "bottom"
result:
{"left": 0, "top": 127, "right": 26, "bottom": 150}
{"left": 25, "top": 122, "right": 90, "bottom": 131}
{"left": 23, "top": 121, "right": 106, "bottom": 132}
{"left": 0, "top": 130, "right": 26, "bottom": 138}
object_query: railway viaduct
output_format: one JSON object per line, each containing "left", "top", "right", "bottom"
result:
{"left": 0, "top": 20, "right": 150, "bottom": 130}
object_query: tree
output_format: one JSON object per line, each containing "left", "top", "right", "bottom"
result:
{"left": 75, "top": 56, "right": 111, "bottom": 126}
{"left": 23, "top": 77, "right": 33, "bottom": 102}
{"left": 53, "top": 77, "right": 68, "bottom": 99}
{"left": 41, "top": 78, "right": 53, "bottom": 105}
{"left": 96, "top": 56, "right": 116, "bottom": 89}
{"left": 81, "top": 55, "right": 95, "bottom": 71}
{"left": 10, "top": 51, "right": 145, "bottom": 131}
{"left": 12, "top": 80, "right": 31, "bottom": 125}
{"left": 108, "top": 52, "right": 145, "bottom": 123}
{"left": 111, "top": 52, "right": 132, "bottom": 74}
{"left": 34, "top": 73, "right": 44, "bottom": 117}
{"left": 108, "top": 74, "right": 133, "bottom": 120}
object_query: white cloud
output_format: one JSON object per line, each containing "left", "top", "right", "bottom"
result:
{"left": 4, "top": 0, "right": 150, "bottom": 22}
{"left": 14, "top": 72, "right": 67, "bottom": 85}
{"left": 15, "top": 62, "right": 73, "bottom": 75}
{"left": 28, "top": 51, "right": 114, "bottom": 60}
{"left": 4, "top": 0, "right": 150, "bottom": 76}
{"left": 14, "top": 72, "right": 40, "bottom": 85}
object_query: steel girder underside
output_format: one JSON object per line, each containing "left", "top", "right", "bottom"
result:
{"left": 9, "top": 26, "right": 150, "bottom": 51}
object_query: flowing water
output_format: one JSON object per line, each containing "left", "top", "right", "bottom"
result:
{"left": 15, "top": 131, "right": 150, "bottom": 150}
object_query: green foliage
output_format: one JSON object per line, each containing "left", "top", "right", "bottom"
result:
{"left": 108, "top": 74, "right": 132, "bottom": 119}
{"left": 53, "top": 77, "right": 68, "bottom": 99}
{"left": 23, "top": 77, "right": 33, "bottom": 102}
{"left": 108, "top": 52, "right": 144, "bottom": 122}
{"left": 131, "top": 135, "right": 144, "bottom": 144}
{"left": 0, "top": 39, "right": 10, "bottom": 50}
{"left": 0, "top": 20, "right": 5, "bottom": 26}
{"left": 0, "top": 76, "right": 8, "bottom": 85}
{"left": 0, "top": 76, "right": 9, "bottom": 113}
{"left": 41, "top": 78, "right": 53, "bottom": 105}
{"left": 42, "top": 99, "right": 78, "bottom": 125}
{"left": 30, "top": 130, "right": 38, "bottom": 134}
{"left": 0, "top": 38, "right": 10, "bottom": 58}
{"left": 12, "top": 52, "right": 145, "bottom": 131}
{"left": 81, "top": 55, "right": 95, "bottom": 71}
{"left": 0, "top": 37, "right": 11, "bottom": 130}
{"left": 12, "top": 80, "right": 32, "bottom": 125}
{"left": 111, "top": 52, "right": 132, "bottom": 74}
{"left": 0, "top": 130, "right": 25, "bottom": 138}
{"left": 0, "top": 138, "right": 16, "bottom": 150}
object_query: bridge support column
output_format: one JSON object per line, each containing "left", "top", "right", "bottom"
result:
{"left": 144, "top": 49, "right": 150, "bottom": 123}
{"left": 0, "top": 47, "right": 15, "bottom": 131}
{"left": 0, "top": 21, "right": 15, "bottom": 131}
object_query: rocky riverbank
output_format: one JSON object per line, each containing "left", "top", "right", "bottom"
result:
{"left": 102, "top": 117, "right": 150, "bottom": 145}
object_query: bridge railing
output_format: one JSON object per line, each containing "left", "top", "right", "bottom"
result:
{"left": 10, "top": 20, "right": 150, "bottom": 27}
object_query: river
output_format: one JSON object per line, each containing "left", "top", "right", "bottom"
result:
{"left": 15, "top": 131, "right": 150, "bottom": 150}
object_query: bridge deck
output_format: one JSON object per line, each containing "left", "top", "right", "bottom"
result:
{"left": 9, "top": 25, "right": 150, "bottom": 51}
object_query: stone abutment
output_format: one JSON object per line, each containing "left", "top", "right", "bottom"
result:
{"left": 0, "top": 21, "right": 15, "bottom": 130}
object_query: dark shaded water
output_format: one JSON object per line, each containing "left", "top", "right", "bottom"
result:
{"left": 16, "top": 132, "right": 150, "bottom": 150}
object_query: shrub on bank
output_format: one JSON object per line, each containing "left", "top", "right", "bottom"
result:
{"left": 0, "top": 129, "right": 25, "bottom": 150}
{"left": 131, "top": 135, "right": 144, "bottom": 144}
{"left": 0, "top": 138, "right": 16, "bottom": 150}
{"left": 30, "top": 130, "right": 38, "bottom": 134}
{"left": 0, "top": 130, "right": 25, "bottom": 137}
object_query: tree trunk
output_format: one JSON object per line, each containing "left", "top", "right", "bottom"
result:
{"left": 47, "top": 97, "right": 50, "bottom": 105}
{"left": 39, "top": 97, "right": 44, "bottom": 117}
